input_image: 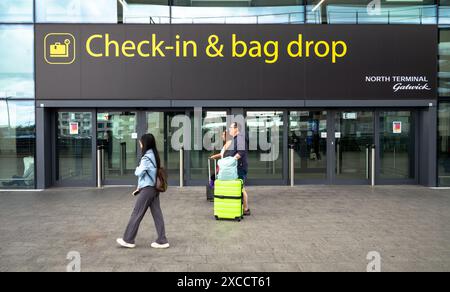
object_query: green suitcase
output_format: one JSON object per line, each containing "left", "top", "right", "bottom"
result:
{"left": 214, "top": 179, "right": 243, "bottom": 221}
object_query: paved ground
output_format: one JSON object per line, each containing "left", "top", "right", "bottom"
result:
{"left": 0, "top": 185, "right": 449, "bottom": 272}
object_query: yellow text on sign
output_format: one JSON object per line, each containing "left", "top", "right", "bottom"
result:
{"left": 232, "top": 34, "right": 348, "bottom": 64}
{"left": 86, "top": 34, "right": 197, "bottom": 58}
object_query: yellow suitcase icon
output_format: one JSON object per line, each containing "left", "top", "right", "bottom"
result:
{"left": 50, "top": 39, "right": 71, "bottom": 58}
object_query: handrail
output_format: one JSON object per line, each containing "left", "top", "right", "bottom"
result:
{"left": 124, "top": 11, "right": 309, "bottom": 24}
{"left": 327, "top": 7, "right": 437, "bottom": 25}
{"left": 123, "top": 5, "right": 439, "bottom": 24}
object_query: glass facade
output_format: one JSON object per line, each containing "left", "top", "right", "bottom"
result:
{"left": 36, "top": 0, "right": 118, "bottom": 23}
{"left": 439, "top": 102, "right": 450, "bottom": 186}
{"left": 0, "top": 25, "right": 34, "bottom": 99}
{"left": 306, "top": 0, "right": 437, "bottom": 24}
{"left": 441, "top": 0, "right": 450, "bottom": 26}
{"left": 0, "top": 1, "right": 446, "bottom": 188}
{"left": 1, "top": 2, "right": 35, "bottom": 189}
{"left": 0, "top": 0, "right": 34, "bottom": 23}
{"left": 0, "top": 101, "right": 35, "bottom": 189}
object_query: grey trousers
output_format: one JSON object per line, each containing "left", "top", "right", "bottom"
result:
{"left": 123, "top": 187, "right": 168, "bottom": 245}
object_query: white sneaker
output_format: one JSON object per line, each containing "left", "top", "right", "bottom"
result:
{"left": 116, "top": 238, "right": 136, "bottom": 249}
{"left": 151, "top": 242, "right": 170, "bottom": 249}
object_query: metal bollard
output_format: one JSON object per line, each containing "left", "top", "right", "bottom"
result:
{"left": 336, "top": 142, "right": 341, "bottom": 175}
{"left": 97, "top": 145, "right": 104, "bottom": 188}
{"left": 290, "top": 146, "right": 295, "bottom": 187}
{"left": 371, "top": 144, "right": 376, "bottom": 187}
{"left": 179, "top": 147, "right": 184, "bottom": 188}
{"left": 120, "top": 142, "right": 126, "bottom": 176}
{"left": 366, "top": 144, "right": 370, "bottom": 180}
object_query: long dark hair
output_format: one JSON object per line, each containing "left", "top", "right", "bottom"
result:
{"left": 140, "top": 133, "right": 161, "bottom": 169}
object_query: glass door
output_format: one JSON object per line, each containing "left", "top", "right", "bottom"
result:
{"left": 189, "top": 110, "right": 228, "bottom": 184}
{"left": 246, "top": 111, "right": 285, "bottom": 184}
{"left": 55, "top": 111, "right": 95, "bottom": 186}
{"left": 379, "top": 111, "right": 416, "bottom": 183}
{"left": 289, "top": 111, "right": 328, "bottom": 182}
{"left": 97, "top": 111, "right": 138, "bottom": 184}
{"left": 333, "top": 111, "right": 374, "bottom": 184}
{"left": 146, "top": 112, "right": 182, "bottom": 185}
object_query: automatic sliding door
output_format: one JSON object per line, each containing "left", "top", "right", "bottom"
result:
{"left": 334, "top": 111, "right": 374, "bottom": 183}
{"left": 289, "top": 111, "right": 327, "bottom": 182}
{"left": 97, "top": 111, "right": 138, "bottom": 183}
{"left": 146, "top": 112, "right": 181, "bottom": 184}
{"left": 379, "top": 111, "right": 416, "bottom": 182}
{"left": 56, "top": 111, "right": 95, "bottom": 186}
{"left": 189, "top": 111, "right": 228, "bottom": 182}
{"left": 246, "top": 111, "right": 284, "bottom": 183}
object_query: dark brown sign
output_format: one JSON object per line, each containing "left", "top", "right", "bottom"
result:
{"left": 35, "top": 24, "right": 437, "bottom": 101}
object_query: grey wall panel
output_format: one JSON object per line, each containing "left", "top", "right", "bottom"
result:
{"left": 35, "top": 107, "right": 52, "bottom": 189}
{"left": 419, "top": 107, "right": 437, "bottom": 187}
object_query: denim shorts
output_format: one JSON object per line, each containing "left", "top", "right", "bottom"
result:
{"left": 238, "top": 169, "right": 248, "bottom": 185}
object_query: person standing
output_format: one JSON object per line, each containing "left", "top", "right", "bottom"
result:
{"left": 117, "top": 134, "right": 169, "bottom": 249}
{"left": 224, "top": 122, "right": 251, "bottom": 216}
{"left": 210, "top": 131, "right": 232, "bottom": 161}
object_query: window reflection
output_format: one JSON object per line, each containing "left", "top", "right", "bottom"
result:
{"left": 246, "top": 111, "right": 284, "bottom": 181}
{"left": 326, "top": 4, "right": 437, "bottom": 24}
{"left": 379, "top": 111, "right": 415, "bottom": 180}
{"left": 172, "top": 6, "right": 305, "bottom": 24}
{"left": 123, "top": 4, "right": 170, "bottom": 24}
{"left": 56, "top": 112, "right": 93, "bottom": 182}
{"left": 439, "top": 103, "right": 450, "bottom": 187}
{"left": 439, "top": 30, "right": 450, "bottom": 97}
{"left": 190, "top": 111, "right": 228, "bottom": 181}
{"left": 122, "top": 0, "right": 305, "bottom": 24}
{"left": 0, "top": 101, "right": 35, "bottom": 189}
{"left": 36, "top": 0, "right": 117, "bottom": 23}
{"left": 0, "top": 0, "right": 34, "bottom": 23}
{"left": 0, "top": 25, "right": 34, "bottom": 99}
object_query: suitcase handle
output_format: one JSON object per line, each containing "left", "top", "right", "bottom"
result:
{"left": 208, "top": 158, "right": 218, "bottom": 183}
{"left": 208, "top": 158, "right": 211, "bottom": 183}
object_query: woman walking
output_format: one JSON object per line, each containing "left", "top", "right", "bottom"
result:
{"left": 117, "top": 134, "right": 169, "bottom": 249}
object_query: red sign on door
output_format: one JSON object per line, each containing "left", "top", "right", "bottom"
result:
{"left": 70, "top": 122, "right": 79, "bottom": 135}
{"left": 393, "top": 121, "right": 402, "bottom": 134}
